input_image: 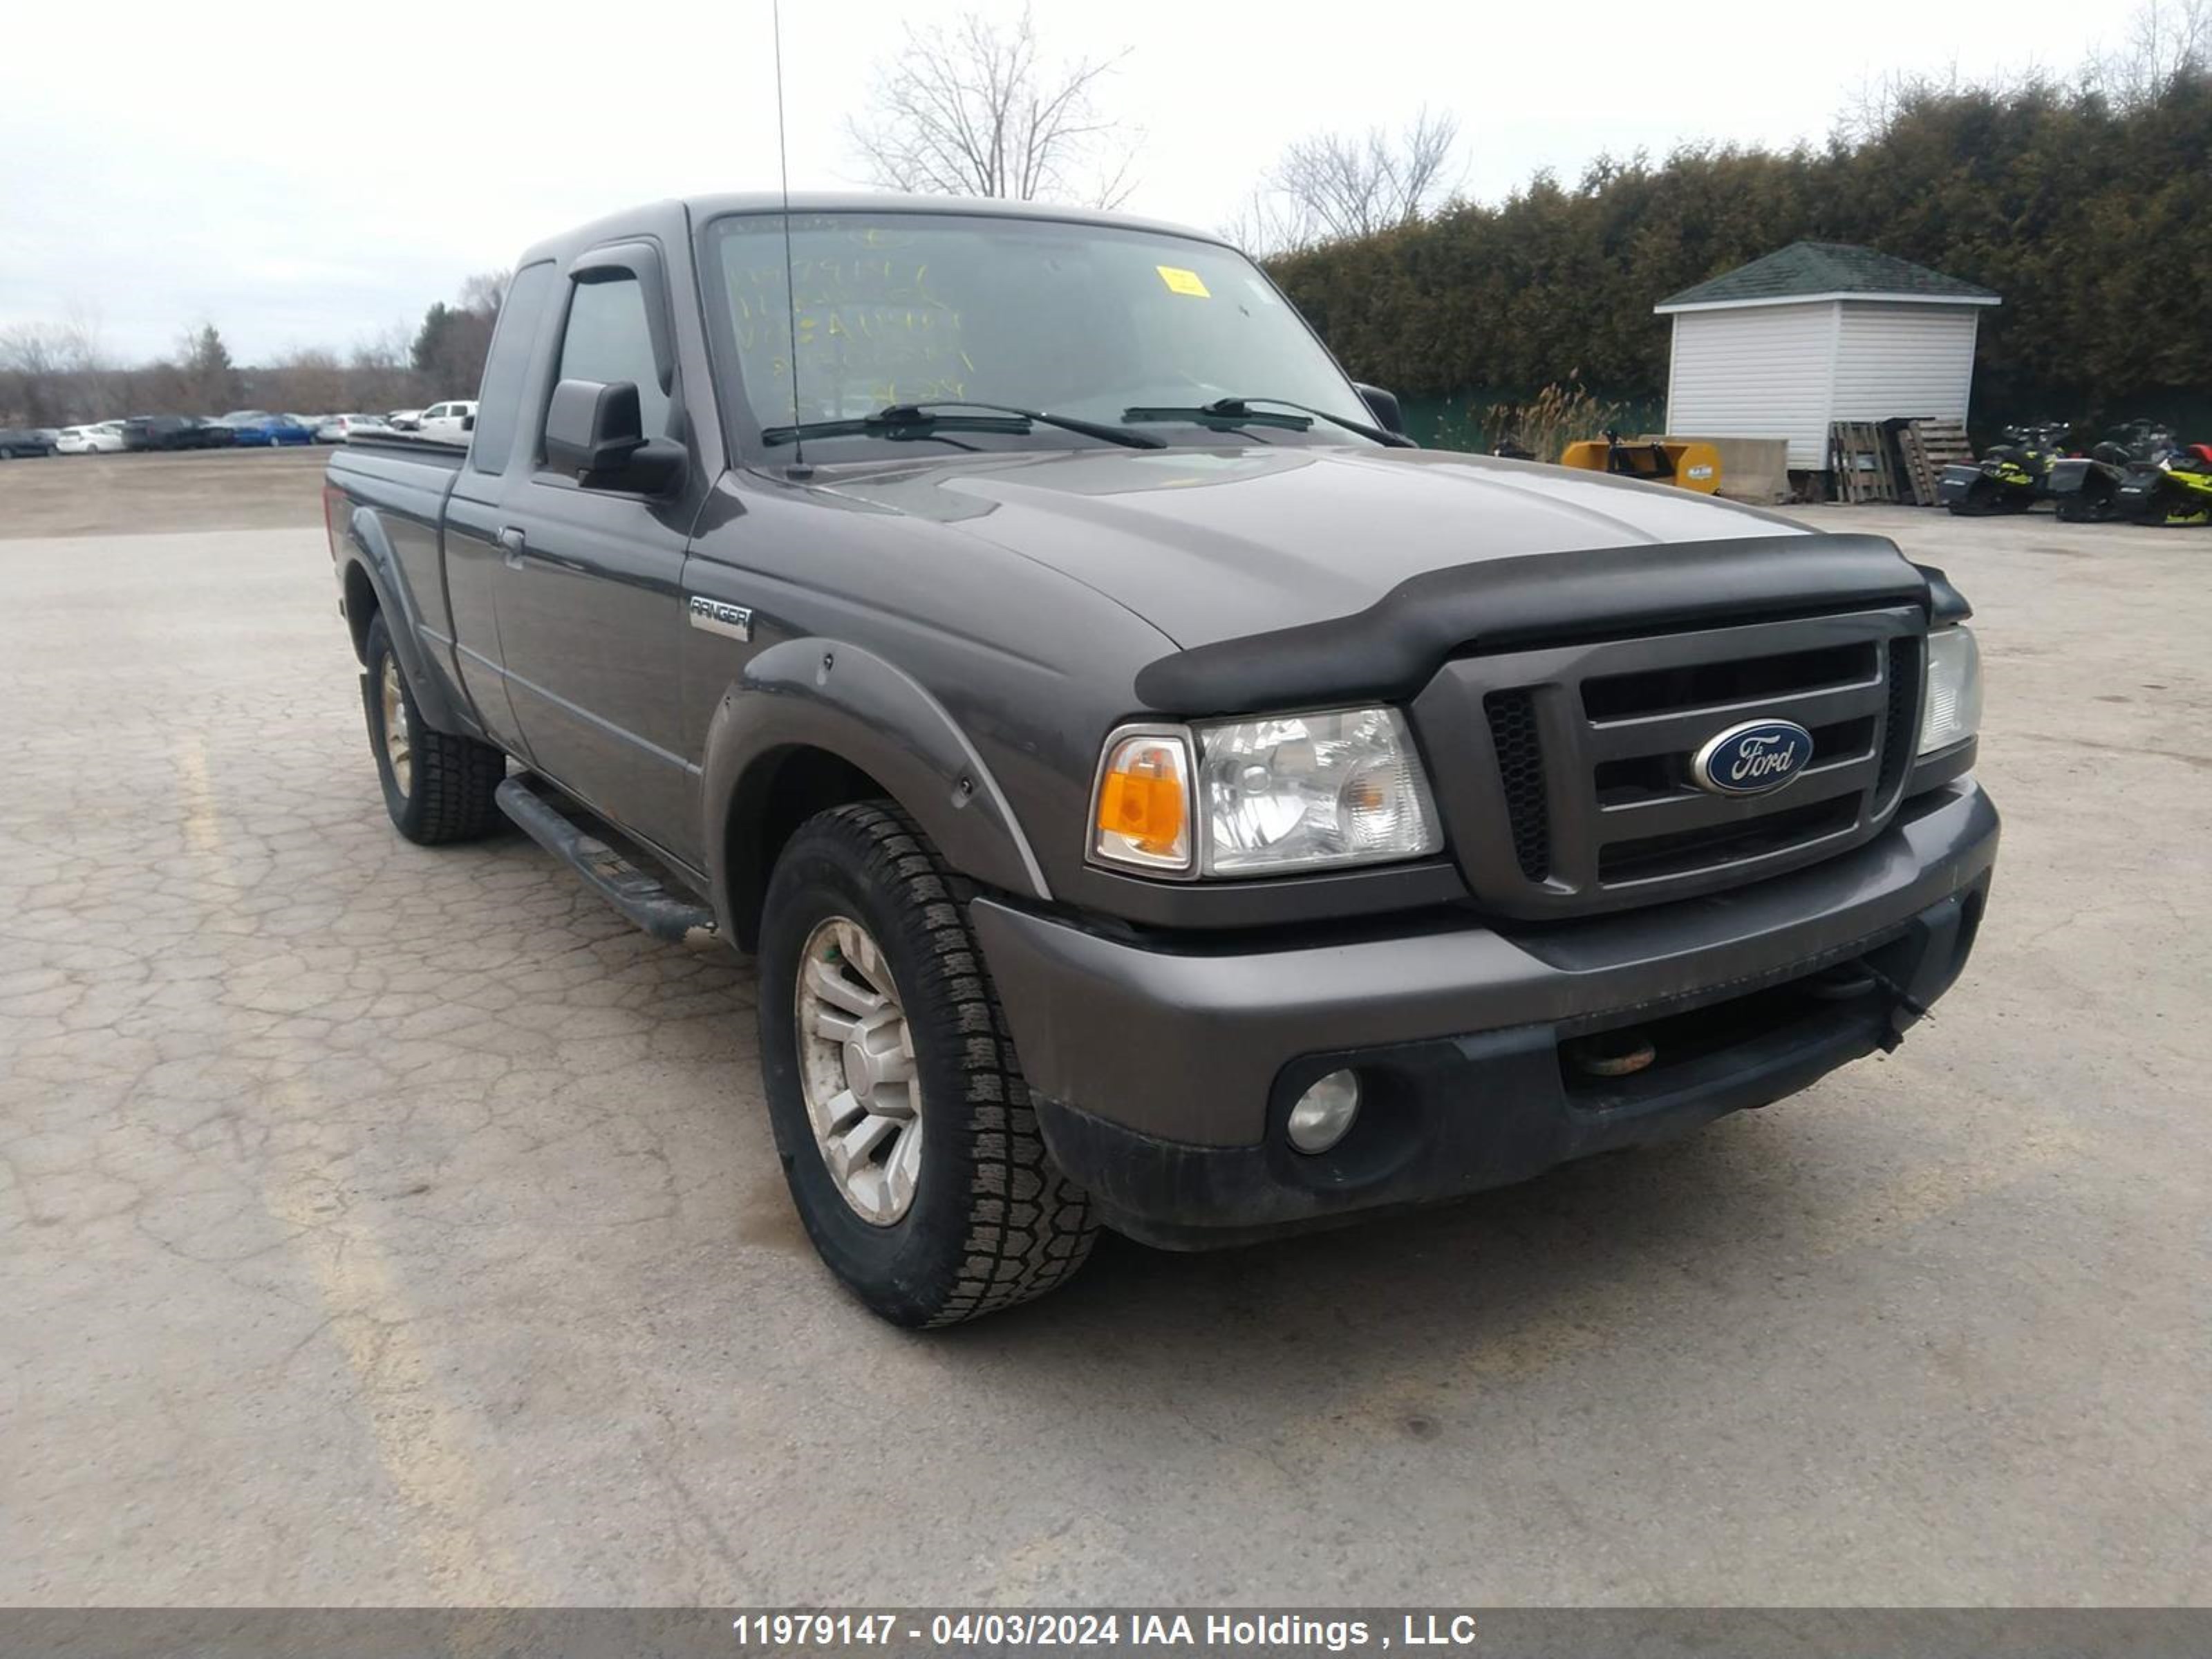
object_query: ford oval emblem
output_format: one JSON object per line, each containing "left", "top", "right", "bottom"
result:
{"left": 1691, "top": 718, "right": 1814, "bottom": 796}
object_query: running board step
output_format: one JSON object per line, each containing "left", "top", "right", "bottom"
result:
{"left": 495, "top": 776, "right": 715, "bottom": 942}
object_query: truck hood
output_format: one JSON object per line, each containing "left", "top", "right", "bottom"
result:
{"left": 811, "top": 445, "right": 1809, "bottom": 648}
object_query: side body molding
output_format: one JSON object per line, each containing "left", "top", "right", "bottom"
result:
{"left": 701, "top": 637, "right": 1053, "bottom": 949}
{"left": 338, "top": 505, "right": 479, "bottom": 740}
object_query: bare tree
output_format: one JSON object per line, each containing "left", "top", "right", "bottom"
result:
{"left": 0, "top": 318, "right": 113, "bottom": 425}
{"left": 2091, "top": 0, "right": 2211, "bottom": 104}
{"left": 348, "top": 324, "right": 421, "bottom": 413}
{"left": 261, "top": 347, "right": 349, "bottom": 415}
{"left": 1218, "top": 187, "right": 1323, "bottom": 259}
{"left": 0, "top": 326, "right": 66, "bottom": 424}
{"left": 457, "top": 269, "right": 512, "bottom": 316}
{"left": 1259, "top": 108, "right": 1462, "bottom": 246}
{"left": 59, "top": 312, "right": 123, "bottom": 419}
{"left": 1833, "top": 61, "right": 1972, "bottom": 144}
{"left": 846, "top": 6, "right": 1139, "bottom": 207}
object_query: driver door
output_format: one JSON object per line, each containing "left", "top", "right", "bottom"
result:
{"left": 484, "top": 243, "right": 707, "bottom": 867}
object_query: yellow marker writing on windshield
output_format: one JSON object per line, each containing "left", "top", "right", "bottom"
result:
{"left": 1156, "top": 265, "right": 1210, "bottom": 298}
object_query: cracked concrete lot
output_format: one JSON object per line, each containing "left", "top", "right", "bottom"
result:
{"left": 2, "top": 453, "right": 2209, "bottom": 1606}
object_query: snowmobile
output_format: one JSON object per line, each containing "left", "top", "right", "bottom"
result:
{"left": 2048, "top": 439, "right": 2139, "bottom": 523}
{"left": 2051, "top": 422, "right": 2212, "bottom": 527}
{"left": 1938, "top": 421, "right": 2070, "bottom": 516}
{"left": 2114, "top": 449, "right": 2212, "bottom": 527}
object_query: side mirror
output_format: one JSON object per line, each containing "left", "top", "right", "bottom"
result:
{"left": 546, "top": 379, "right": 644, "bottom": 474}
{"left": 1353, "top": 383, "right": 1407, "bottom": 437}
{"left": 543, "top": 378, "right": 684, "bottom": 494}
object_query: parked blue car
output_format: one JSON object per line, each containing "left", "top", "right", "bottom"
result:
{"left": 218, "top": 411, "right": 317, "bottom": 447}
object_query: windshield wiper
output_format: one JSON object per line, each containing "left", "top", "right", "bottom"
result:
{"left": 762, "top": 400, "right": 1163, "bottom": 451}
{"left": 1122, "top": 396, "right": 1414, "bottom": 447}
{"left": 762, "top": 409, "right": 1024, "bottom": 447}
{"left": 893, "top": 400, "right": 1164, "bottom": 449}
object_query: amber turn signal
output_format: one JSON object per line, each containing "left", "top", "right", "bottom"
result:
{"left": 1091, "top": 731, "right": 1192, "bottom": 871}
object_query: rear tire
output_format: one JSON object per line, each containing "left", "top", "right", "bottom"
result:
{"left": 758, "top": 802, "right": 1097, "bottom": 1326}
{"left": 362, "top": 612, "right": 504, "bottom": 844}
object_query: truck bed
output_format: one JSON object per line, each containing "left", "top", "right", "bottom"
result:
{"left": 335, "top": 429, "right": 470, "bottom": 467}
{"left": 326, "top": 433, "right": 467, "bottom": 528}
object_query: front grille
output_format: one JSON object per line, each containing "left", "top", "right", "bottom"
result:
{"left": 1422, "top": 607, "right": 1926, "bottom": 918}
{"left": 1582, "top": 641, "right": 1873, "bottom": 721}
{"left": 1874, "top": 636, "right": 1924, "bottom": 806}
{"left": 1483, "top": 690, "right": 1550, "bottom": 881}
{"left": 1597, "top": 796, "right": 1860, "bottom": 883}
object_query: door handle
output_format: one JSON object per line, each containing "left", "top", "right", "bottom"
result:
{"left": 497, "top": 525, "right": 527, "bottom": 568}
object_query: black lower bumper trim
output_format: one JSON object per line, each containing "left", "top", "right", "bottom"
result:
{"left": 1036, "top": 878, "right": 1988, "bottom": 1250}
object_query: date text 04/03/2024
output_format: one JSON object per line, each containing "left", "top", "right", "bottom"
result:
{"left": 729, "top": 1612, "right": 1483, "bottom": 1648}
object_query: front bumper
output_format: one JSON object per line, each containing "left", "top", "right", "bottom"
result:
{"left": 973, "top": 780, "right": 1998, "bottom": 1248}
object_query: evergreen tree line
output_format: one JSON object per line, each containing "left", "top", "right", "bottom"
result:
{"left": 1266, "top": 71, "right": 2212, "bottom": 435}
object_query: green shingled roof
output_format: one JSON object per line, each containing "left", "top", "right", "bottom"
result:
{"left": 1655, "top": 242, "right": 2000, "bottom": 310}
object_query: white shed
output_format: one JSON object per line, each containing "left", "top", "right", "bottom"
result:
{"left": 1655, "top": 243, "right": 2000, "bottom": 471}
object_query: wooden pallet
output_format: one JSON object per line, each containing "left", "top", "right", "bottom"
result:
{"left": 1829, "top": 421, "right": 1900, "bottom": 503}
{"left": 1896, "top": 419, "right": 1974, "bottom": 507}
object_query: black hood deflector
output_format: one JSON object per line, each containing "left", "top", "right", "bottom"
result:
{"left": 1133, "top": 534, "right": 1936, "bottom": 715}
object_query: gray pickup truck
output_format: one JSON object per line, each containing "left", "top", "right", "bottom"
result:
{"left": 323, "top": 192, "right": 1997, "bottom": 1325}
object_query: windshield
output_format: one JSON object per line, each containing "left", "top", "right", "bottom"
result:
{"left": 703, "top": 210, "right": 1374, "bottom": 456}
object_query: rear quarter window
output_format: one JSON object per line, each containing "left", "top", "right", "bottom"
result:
{"left": 468, "top": 261, "right": 556, "bottom": 474}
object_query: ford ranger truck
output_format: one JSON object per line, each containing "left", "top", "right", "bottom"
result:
{"left": 321, "top": 194, "right": 1996, "bottom": 1326}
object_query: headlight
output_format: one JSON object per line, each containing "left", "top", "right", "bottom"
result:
{"left": 1090, "top": 707, "right": 1443, "bottom": 878}
{"left": 1196, "top": 706, "right": 1441, "bottom": 876}
{"left": 1919, "top": 626, "right": 1984, "bottom": 754}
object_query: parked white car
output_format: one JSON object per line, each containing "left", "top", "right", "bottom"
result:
{"left": 315, "top": 413, "right": 389, "bottom": 443}
{"left": 386, "top": 409, "right": 424, "bottom": 431}
{"left": 415, "top": 400, "right": 478, "bottom": 440}
{"left": 55, "top": 422, "right": 126, "bottom": 454}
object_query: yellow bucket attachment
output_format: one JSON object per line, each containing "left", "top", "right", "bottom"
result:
{"left": 1559, "top": 435, "right": 1723, "bottom": 494}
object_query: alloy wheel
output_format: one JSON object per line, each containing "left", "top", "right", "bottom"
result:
{"left": 379, "top": 655, "right": 413, "bottom": 794}
{"left": 794, "top": 915, "right": 923, "bottom": 1226}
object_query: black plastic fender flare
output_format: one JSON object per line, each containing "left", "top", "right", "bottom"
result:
{"left": 335, "top": 506, "right": 477, "bottom": 738}
{"left": 700, "top": 637, "right": 1052, "bottom": 950}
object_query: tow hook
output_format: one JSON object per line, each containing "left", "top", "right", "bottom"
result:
{"left": 1566, "top": 1027, "right": 1657, "bottom": 1078}
{"left": 1808, "top": 957, "right": 1932, "bottom": 1053}
{"left": 1806, "top": 964, "right": 1880, "bottom": 1001}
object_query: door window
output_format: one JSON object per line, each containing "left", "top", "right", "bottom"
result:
{"left": 555, "top": 272, "right": 671, "bottom": 440}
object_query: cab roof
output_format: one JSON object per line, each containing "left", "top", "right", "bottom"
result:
{"left": 516, "top": 191, "right": 1232, "bottom": 268}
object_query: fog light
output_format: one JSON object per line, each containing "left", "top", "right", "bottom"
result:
{"left": 1286, "top": 1069, "right": 1361, "bottom": 1154}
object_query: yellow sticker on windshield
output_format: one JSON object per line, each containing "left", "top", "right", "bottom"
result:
{"left": 1156, "top": 265, "right": 1211, "bottom": 298}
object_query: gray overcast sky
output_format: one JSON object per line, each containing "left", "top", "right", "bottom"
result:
{"left": 1, "top": 0, "right": 2121, "bottom": 364}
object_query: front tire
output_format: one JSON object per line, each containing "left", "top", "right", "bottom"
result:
{"left": 362, "top": 612, "right": 504, "bottom": 844}
{"left": 758, "top": 803, "right": 1096, "bottom": 1326}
